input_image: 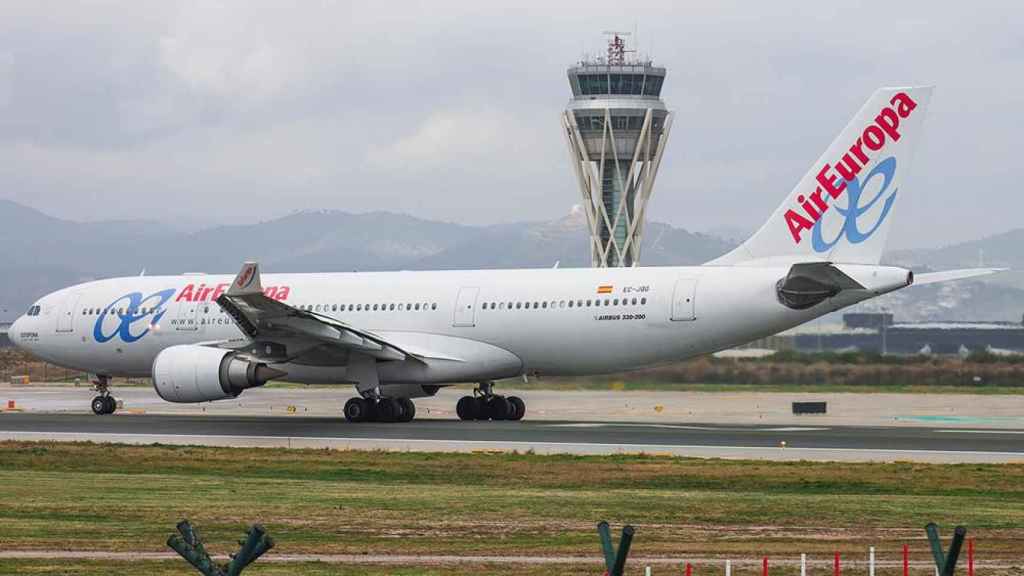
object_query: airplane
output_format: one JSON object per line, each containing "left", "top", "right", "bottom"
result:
{"left": 8, "top": 86, "right": 1002, "bottom": 422}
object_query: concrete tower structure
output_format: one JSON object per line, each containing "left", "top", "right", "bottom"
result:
{"left": 562, "top": 33, "right": 673, "bottom": 267}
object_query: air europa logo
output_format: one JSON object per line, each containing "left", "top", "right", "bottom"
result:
{"left": 784, "top": 92, "right": 918, "bottom": 247}
{"left": 94, "top": 289, "right": 175, "bottom": 343}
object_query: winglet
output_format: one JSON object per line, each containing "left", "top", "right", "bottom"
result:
{"left": 228, "top": 261, "right": 263, "bottom": 296}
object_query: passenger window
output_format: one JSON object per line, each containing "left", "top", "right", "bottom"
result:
{"left": 542, "top": 302, "right": 547, "bottom": 309}
{"left": 568, "top": 300, "right": 574, "bottom": 308}
{"left": 586, "top": 300, "right": 592, "bottom": 307}
{"left": 499, "top": 302, "right": 505, "bottom": 310}
{"left": 414, "top": 303, "right": 420, "bottom": 310}
{"left": 632, "top": 298, "right": 637, "bottom": 305}
{"left": 559, "top": 300, "right": 566, "bottom": 308}
{"left": 432, "top": 303, "right": 437, "bottom": 310}
{"left": 389, "top": 303, "right": 395, "bottom": 311}
{"left": 613, "top": 299, "right": 619, "bottom": 305}
{"left": 641, "top": 297, "right": 647, "bottom": 305}
{"left": 515, "top": 302, "right": 521, "bottom": 309}
{"left": 356, "top": 304, "right": 362, "bottom": 311}
{"left": 332, "top": 305, "right": 337, "bottom": 312}
{"left": 398, "top": 303, "right": 404, "bottom": 311}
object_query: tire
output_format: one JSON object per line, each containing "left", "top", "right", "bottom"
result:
{"left": 104, "top": 396, "right": 117, "bottom": 414}
{"left": 488, "top": 396, "right": 512, "bottom": 421}
{"left": 91, "top": 396, "right": 107, "bottom": 416}
{"left": 397, "top": 398, "right": 416, "bottom": 422}
{"left": 378, "top": 398, "right": 403, "bottom": 422}
{"left": 456, "top": 396, "right": 477, "bottom": 420}
{"left": 507, "top": 396, "right": 526, "bottom": 421}
{"left": 344, "top": 398, "right": 369, "bottom": 422}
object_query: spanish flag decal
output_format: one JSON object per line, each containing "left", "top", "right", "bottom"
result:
{"left": 596, "top": 285, "right": 613, "bottom": 294}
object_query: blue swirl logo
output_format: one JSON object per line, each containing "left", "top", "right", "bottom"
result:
{"left": 811, "top": 156, "right": 898, "bottom": 253}
{"left": 93, "top": 289, "right": 175, "bottom": 343}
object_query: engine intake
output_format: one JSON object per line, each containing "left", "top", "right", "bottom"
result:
{"left": 152, "top": 345, "right": 286, "bottom": 403}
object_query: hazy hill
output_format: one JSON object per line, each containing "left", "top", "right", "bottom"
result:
{"left": 1, "top": 199, "right": 1019, "bottom": 323}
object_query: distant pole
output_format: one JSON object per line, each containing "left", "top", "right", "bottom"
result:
{"left": 834, "top": 552, "right": 841, "bottom": 576}
{"left": 801, "top": 554, "right": 807, "bottom": 576}
{"left": 763, "top": 556, "right": 769, "bottom": 576}
{"left": 967, "top": 538, "right": 974, "bottom": 576}
{"left": 904, "top": 544, "right": 910, "bottom": 576}
{"left": 726, "top": 559, "right": 731, "bottom": 576}
{"left": 870, "top": 547, "right": 876, "bottom": 576}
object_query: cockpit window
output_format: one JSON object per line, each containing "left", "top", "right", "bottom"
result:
{"left": 26, "top": 305, "right": 41, "bottom": 316}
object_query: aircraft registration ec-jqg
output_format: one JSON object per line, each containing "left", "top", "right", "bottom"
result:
{"left": 8, "top": 86, "right": 1002, "bottom": 422}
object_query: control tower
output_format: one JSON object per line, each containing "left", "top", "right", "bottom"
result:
{"left": 562, "top": 33, "right": 673, "bottom": 267}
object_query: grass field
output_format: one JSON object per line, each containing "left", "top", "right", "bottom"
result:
{"left": 0, "top": 441, "right": 1021, "bottom": 575}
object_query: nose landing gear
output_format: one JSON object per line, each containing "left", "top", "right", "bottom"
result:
{"left": 90, "top": 376, "right": 118, "bottom": 415}
{"left": 456, "top": 381, "right": 525, "bottom": 421}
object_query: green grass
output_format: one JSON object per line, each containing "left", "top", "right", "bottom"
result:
{"left": 0, "top": 442, "right": 1021, "bottom": 566}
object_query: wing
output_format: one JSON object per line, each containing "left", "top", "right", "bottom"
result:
{"left": 213, "top": 261, "right": 422, "bottom": 365}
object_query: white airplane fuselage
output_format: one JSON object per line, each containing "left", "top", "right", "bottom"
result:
{"left": 9, "top": 264, "right": 910, "bottom": 387}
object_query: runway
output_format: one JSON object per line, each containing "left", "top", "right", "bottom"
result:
{"left": 0, "top": 412, "right": 1021, "bottom": 463}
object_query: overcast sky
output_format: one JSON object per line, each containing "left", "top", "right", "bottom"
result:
{"left": 0, "top": 1, "right": 1020, "bottom": 249}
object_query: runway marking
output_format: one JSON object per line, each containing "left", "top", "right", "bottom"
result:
{"left": 1, "top": 430, "right": 1022, "bottom": 460}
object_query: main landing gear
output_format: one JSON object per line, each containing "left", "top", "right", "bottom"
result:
{"left": 456, "top": 381, "right": 525, "bottom": 421}
{"left": 344, "top": 396, "right": 416, "bottom": 423}
{"left": 90, "top": 376, "right": 118, "bottom": 416}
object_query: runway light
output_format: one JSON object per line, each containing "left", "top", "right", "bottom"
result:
{"left": 779, "top": 440, "right": 787, "bottom": 447}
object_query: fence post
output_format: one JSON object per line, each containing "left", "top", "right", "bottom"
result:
{"left": 726, "top": 559, "right": 731, "bottom": 576}
{"left": 645, "top": 567, "right": 651, "bottom": 576}
{"left": 801, "top": 554, "right": 807, "bottom": 576}
{"left": 763, "top": 557, "right": 769, "bottom": 576}
{"left": 870, "top": 547, "right": 876, "bottom": 576}
{"left": 904, "top": 544, "right": 909, "bottom": 576}
{"left": 834, "top": 552, "right": 840, "bottom": 576}
{"left": 686, "top": 562, "right": 692, "bottom": 576}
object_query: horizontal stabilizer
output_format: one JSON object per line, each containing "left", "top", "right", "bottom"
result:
{"left": 913, "top": 268, "right": 1007, "bottom": 285}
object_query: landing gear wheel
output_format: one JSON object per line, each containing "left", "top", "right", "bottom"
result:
{"left": 104, "top": 396, "right": 117, "bottom": 415}
{"left": 507, "top": 396, "right": 526, "bottom": 421}
{"left": 487, "top": 395, "right": 512, "bottom": 421}
{"left": 344, "top": 397, "right": 373, "bottom": 422}
{"left": 397, "top": 398, "right": 416, "bottom": 422}
{"left": 378, "top": 398, "right": 404, "bottom": 422}
{"left": 91, "top": 396, "right": 109, "bottom": 416}
{"left": 456, "top": 396, "right": 477, "bottom": 421}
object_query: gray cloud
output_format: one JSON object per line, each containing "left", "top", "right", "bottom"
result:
{"left": 0, "top": 1, "right": 1021, "bottom": 249}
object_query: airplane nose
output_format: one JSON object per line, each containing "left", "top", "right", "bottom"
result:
{"left": 8, "top": 317, "right": 24, "bottom": 349}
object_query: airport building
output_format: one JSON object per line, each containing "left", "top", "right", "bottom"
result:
{"left": 562, "top": 34, "right": 673, "bottom": 267}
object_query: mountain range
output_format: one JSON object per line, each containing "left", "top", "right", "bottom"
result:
{"left": 0, "top": 199, "right": 1019, "bottom": 323}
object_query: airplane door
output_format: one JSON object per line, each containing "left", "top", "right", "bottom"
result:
{"left": 55, "top": 293, "right": 81, "bottom": 333}
{"left": 452, "top": 287, "right": 480, "bottom": 327}
{"left": 670, "top": 278, "right": 698, "bottom": 321}
{"left": 173, "top": 300, "right": 201, "bottom": 332}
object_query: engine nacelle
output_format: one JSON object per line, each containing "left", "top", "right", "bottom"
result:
{"left": 152, "top": 345, "right": 285, "bottom": 403}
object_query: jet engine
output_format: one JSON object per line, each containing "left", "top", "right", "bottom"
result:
{"left": 152, "top": 345, "right": 286, "bottom": 403}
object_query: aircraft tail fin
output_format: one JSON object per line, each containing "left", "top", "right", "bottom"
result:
{"left": 709, "top": 86, "right": 934, "bottom": 267}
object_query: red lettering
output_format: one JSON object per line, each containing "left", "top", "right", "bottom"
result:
{"left": 797, "top": 194, "right": 820, "bottom": 220}
{"left": 273, "top": 286, "right": 290, "bottom": 301}
{"left": 862, "top": 125, "right": 885, "bottom": 150}
{"left": 816, "top": 164, "right": 846, "bottom": 199}
{"left": 835, "top": 152, "right": 862, "bottom": 182}
{"left": 810, "top": 187, "right": 829, "bottom": 212}
{"left": 875, "top": 107, "right": 901, "bottom": 142}
{"left": 849, "top": 138, "right": 869, "bottom": 164}
{"left": 176, "top": 284, "right": 194, "bottom": 302}
{"left": 198, "top": 285, "right": 213, "bottom": 301}
{"left": 210, "top": 283, "right": 228, "bottom": 300}
{"left": 263, "top": 286, "right": 278, "bottom": 300}
{"left": 785, "top": 209, "right": 814, "bottom": 243}
{"left": 890, "top": 92, "right": 917, "bottom": 118}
